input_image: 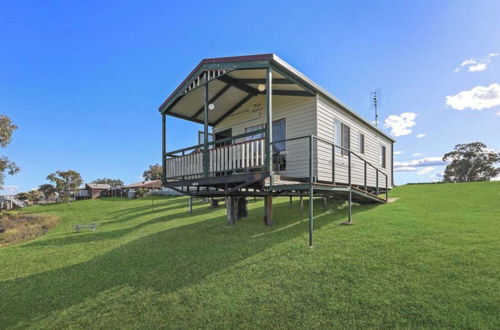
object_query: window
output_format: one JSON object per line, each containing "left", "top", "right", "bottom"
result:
{"left": 272, "top": 119, "right": 286, "bottom": 153}
{"left": 334, "top": 120, "right": 350, "bottom": 156}
{"left": 245, "top": 120, "right": 286, "bottom": 152}
{"left": 245, "top": 124, "right": 264, "bottom": 141}
{"left": 359, "top": 133, "right": 365, "bottom": 154}
{"left": 245, "top": 120, "right": 287, "bottom": 170}
{"left": 381, "top": 145, "right": 386, "bottom": 168}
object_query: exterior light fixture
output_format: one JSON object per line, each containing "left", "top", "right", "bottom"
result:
{"left": 208, "top": 103, "right": 215, "bottom": 111}
{"left": 257, "top": 84, "right": 266, "bottom": 92}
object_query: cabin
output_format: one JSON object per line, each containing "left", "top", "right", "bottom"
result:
{"left": 159, "top": 54, "right": 394, "bottom": 246}
{"left": 74, "top": 183, "right": 111, "bottom": 200}
{"left": 122, "top": 180, "right": 162, "bottom": 198}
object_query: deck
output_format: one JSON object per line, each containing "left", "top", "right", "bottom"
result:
{"left": 164, "top": 133, "right": 389, "bottom": 203}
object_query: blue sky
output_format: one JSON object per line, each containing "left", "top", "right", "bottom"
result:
{"left": 1, "top": 0, "right": 499, "bottom": 193}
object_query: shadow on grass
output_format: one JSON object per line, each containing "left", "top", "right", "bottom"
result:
{"left": 0, "top": 199, "right": 378, "bottom": 327}
{"left": 104, "top": 197, "right": 188, "bottom": 217}
{"left": 101, "top": 203, "right": 192, "bottom": 227}
{"left": 22, "top": 203, "right": 222, "bottom": 248}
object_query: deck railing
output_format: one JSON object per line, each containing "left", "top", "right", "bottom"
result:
{"left": 165, "top": 130, "right": 266, "bottom": 180}
{"left": 165, "top": 133, "right": 389, "bottom": 201}
{"left": 271, "top": 135, "right": 389, "bottom": 201}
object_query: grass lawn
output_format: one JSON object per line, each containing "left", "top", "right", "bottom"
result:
{"left": 0, "top": 182, "right": 499, "bottom": 328}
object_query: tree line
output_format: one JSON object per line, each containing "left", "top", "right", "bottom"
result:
{"left": 14, "top": 167, "right": 163, "bottom": 205}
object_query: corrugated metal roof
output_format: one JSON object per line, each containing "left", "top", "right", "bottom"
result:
{"left": 123, "top": 180, "right": 162, "bottom": 189}
{"left": 86, "top": 183, "right": 111, "bottom": 190}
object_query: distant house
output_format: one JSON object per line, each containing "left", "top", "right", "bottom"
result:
{"left": 74, "top": 183, "right": 111, "bottom": 200}
{"left": 0, "top": 195, "right": 26, "bottom": 209}
{"left": 122, "top": 180, "right": 162, "bottom": 198}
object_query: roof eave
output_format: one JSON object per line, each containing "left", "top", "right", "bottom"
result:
{"left": 158, "top": 54, "right": 275, "bottom": 114}
{"left": 159, "top": 53, "right": 395, "bottom": 142}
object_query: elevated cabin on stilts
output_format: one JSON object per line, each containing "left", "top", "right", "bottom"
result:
{"left": 159, "top": 54, "right": 395, "bottom": 247}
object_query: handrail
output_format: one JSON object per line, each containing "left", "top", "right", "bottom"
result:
{"left": 312, "top": 136, "right": 387, "bottom": 179}
{"left": 271, "top": 134, "right": 389, "bottom": 201}
{"left": 166, "top": 133, "right": 389, "bottom": 200}
{"left": 165, "top": 137, "right": 266, "bottom": 180}
{"left": 166, "top": 129, "right": 266, "bottom": 156}
{"left": 271, "top": 135, "right": 388, "bottom": 180}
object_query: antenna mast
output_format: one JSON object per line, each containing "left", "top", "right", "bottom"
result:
{"left": 372, "top": 90, "right": 379, "bottom": 127}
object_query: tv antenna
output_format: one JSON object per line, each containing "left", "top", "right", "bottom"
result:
{"left": 371, "top": 90, "right": 381, "bottom": 127}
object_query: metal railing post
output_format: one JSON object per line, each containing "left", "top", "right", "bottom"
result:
{"left": 376, "top": 171, "right": 379, "bottom": 196}
{"left": 309, "top": 135, "right": 314, "bottom": 248}
{"left": 385, "top": 174, "right": 388, "bottom": 202}
{"left": 265, "top": 66, "right": 273, "bottom": 176}
{"left": 348, "top": 150, "right": 352, "bottom": 187}
{"left": 332, "top": 144, "right": 335, "bottom": 185}
{"left": 309, "top": 136, "right": 313, "bottom": 183}
{"left": 203, "top": 73, "right": 209, "bottom": 178}
{"left": 364, "top": 161, "right": 367, "bottom": 192}
{"left": 162, "top": 114, "right": 166, "bottom": 185}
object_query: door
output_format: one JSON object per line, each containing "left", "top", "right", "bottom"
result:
{"left": 213, "top": 129, "right": 232, "bottom": 175}
{"left": 214, "top": 129, "right": 232, "bottom": 147}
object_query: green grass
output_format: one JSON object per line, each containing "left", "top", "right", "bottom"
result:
{"left": 1, "top": 182, "right": 499, "bottom": 329}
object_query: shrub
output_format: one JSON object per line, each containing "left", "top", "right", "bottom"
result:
{"left": 135, "top": 187, "right": 147, "bottom": 198}
{"left": 0, "top": 212, "right": 58, "bottom": 246}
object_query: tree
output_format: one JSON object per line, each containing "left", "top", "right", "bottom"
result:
{"left": 443, "top": 142, "right": 500, "bottom": 183}
{"left": 0, "top": 115, "right": 19, "bottom": 188}
{"left": 143, "top": 164, "right": 162, "bottom": 181}
{"left": 46, "top": 170, "right": 83, "bottom": 205}
{"left": 16, "top": 190, "right": 44, "bottom": 205}
{"left": 91, "top": 178, "right": 124, "bottom": 197}
{"left": 15, "top": 192, "right": 30, "bottom": 202}
{"left": 38, "top": 184, "right": 56, "bottom": 200}
{"left": 91, "top": 178, "right": 124, "bottom": 188}
{"left": 135, "top": 187, "right": 147, "bottom": 198}
{"left": 27, "top": 190, "right": 44, "bottom": 204}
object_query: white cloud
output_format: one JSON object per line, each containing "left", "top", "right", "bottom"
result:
{"left": 0, "top": 185, "right": 19, "bottom": 195}
{"left": 383, "top": 112, "right": 417, "bottom": 137}
{"left": 412, "top": 152, "right": 423, "bottom": 156}
{"left": 454, "top": 53, "right": 499, "bottom": 72}
{"left": 461, "top": 59, "right": 477, "bottom": 66}
{"left": 446, "top": 83, "right": 500, "bottom": 111}
{"left": 468, "top": 63, "right": 487, "bottom": 72}
{"left": 416, "top": 133, "right": 426, "bottom": 138}
{"left": 394, "top": 156, "right": 449, "bottom": 170}
{"left": 394, "top": 151, "right": 403, "bottom": 155}
{"left": 496, "top": 111, "right": 500, "bottom": 116}
{"left": 394, "top": 166, "right": 417, "bottom": 173}
{"left": 417, "top": 166, "right": 435, "bottom": 175}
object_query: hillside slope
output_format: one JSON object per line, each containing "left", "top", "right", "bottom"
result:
{"left": 1, "top": 182, "right": 499, "bottom": 328}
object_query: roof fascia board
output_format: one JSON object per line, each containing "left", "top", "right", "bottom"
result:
{"left": 160, "top": 60, "right": 271, "bottom": 113}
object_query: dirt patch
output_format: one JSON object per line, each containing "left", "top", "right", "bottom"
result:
{"left": 0, "top": 212, "right": 59, "bottom": 246}
{"left": 387, "top": 197, "right": 400, "bottom": 203}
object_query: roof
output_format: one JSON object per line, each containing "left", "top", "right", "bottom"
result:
{"left": 85, "top": 183, "right": 111, "bottom": 190}
{"left": 123, "top": 180, "right": 162, "bottom": 189}
{"left": 159, "top": 53, "right": 395, "bottom": 142}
